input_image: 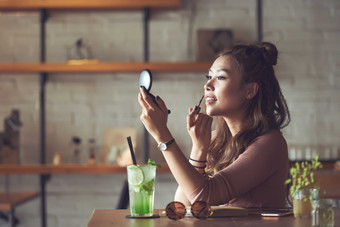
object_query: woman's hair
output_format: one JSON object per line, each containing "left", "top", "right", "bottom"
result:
{"left": 206, "top": 42, "right": 290, "bottom": 175}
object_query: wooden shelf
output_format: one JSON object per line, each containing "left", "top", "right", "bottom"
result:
{"left": 0, "top": 162, "right": 336, "bottom": 175}
{"left": 0, "top": 0, "right": 180, "bottom": 10}
{"left": 0, "top": 62, "right": 211, "bottom": 73}
{"left": 0, "top": 163, "right": 170, "bottom": 174}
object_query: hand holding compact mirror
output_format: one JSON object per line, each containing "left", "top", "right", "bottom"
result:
{"left": 139, "top": 69, "right": 171, "bottom": 114}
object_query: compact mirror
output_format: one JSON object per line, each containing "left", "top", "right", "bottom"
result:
{"left": 138, "top": 69, "right": 171, "bottom": 114}
{"left": 139, "top": 69, "right": 152, "bottom": 91}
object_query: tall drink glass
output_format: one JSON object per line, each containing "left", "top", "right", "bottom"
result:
{"left": 127, "top": 164, "right": 156, "bottom": 217}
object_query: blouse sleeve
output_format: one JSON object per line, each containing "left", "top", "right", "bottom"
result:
{"left": 188, "top": 130, "right": 287, "bottom": 205}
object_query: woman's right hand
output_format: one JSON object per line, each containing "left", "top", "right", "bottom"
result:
{"left": 138, "top": 87, "right": 171, "bottom": 144}
{"left": 187, "top": 106, "right": 213, "bottom": 159}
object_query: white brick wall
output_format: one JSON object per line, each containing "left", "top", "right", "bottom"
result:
{"left": 263, "top": 0, "right": 340, "bottom": 150}
{"left": 0, "top": 0, "right": 340, "bottom": 226}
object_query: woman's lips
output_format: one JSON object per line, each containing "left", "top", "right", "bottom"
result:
{"left": 205, "top": 96, "right": 217, "bottom": 105}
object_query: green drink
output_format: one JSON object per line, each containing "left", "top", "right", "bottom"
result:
{"left": 127, "top": 164, "right": 156, "bottom": 217}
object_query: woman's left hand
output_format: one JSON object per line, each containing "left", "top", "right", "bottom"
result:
{"left": 138, "top": 87, "right": 172, "bottom": 143}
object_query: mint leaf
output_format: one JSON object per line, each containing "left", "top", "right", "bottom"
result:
{"left": 147, "top": 158, "right": 161, "bottom": 169}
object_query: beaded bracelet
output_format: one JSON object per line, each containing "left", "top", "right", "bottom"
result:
{"left": 189, "top": 157, "right": 207, "bottom": 163}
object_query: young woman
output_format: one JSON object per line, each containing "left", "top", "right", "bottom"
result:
{"left": 138, "top": 42, "right": 290, "bottom": 208}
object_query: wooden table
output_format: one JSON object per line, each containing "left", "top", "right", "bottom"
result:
{"left": 0, "top": 192, "right": 39, "bottom": 227}
{"left": 86, "top": 208, "right": 340, "bottom": 227}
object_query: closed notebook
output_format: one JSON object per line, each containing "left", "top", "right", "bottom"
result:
{"left": 210, "top": 206, "right": 248, "bottom": 217}
{"left": 184, "top": 206, "right": 248, "bottom": 218}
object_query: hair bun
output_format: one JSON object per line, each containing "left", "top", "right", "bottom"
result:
{"left": 260, "top": 42, "right": 278, "bottom": 66}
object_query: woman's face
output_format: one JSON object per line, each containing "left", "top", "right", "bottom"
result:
{"left": 204, "top": 55, "right": 248, "bottom": 117}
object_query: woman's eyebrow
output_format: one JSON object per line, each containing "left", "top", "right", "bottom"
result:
{"left": 209, "top": 68, "right": 232, "bottom": 74}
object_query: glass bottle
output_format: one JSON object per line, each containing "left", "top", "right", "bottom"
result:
{"left": 312, "top": 199, "right": 335, "bottom": 227}
{"left": 88, "top": 138, "right": 96, "bottom": 164}
{"left": 71, "top": 136, "right": 82, "bottom": 164}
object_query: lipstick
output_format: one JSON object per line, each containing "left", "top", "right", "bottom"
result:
{"left": 197, "top": 95, "right": 204, "bottom": 107}
{"left": 194, "top": 95, "right": 204, "bottom": 112}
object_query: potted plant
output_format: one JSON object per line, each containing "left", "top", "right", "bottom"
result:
{"left": 285, "top": 155, "right": 323, "bottom": 218}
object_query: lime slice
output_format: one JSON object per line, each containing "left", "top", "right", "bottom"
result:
{"left": 131, "top": 185, "right": 140, "bottom": 193}
{"left": 128, "top": 165, "right": 144, "bottom": 186}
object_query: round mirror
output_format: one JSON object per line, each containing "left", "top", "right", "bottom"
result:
{"left": 139, "top": 69, "right": 152, "bottom": 91}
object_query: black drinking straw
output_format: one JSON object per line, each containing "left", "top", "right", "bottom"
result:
{"left": 127, "top": 136, "right": 137, "bottom": 165}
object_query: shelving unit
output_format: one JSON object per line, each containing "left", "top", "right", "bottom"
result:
{"left": 0, "top": 1, "right": 185, "bottom": 227}
{"left": 0, "top": 1, "right": 265, "bottom": 227}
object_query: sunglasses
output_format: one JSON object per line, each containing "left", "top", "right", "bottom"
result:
{"left": 165, "top": 201, "right": 212, "bottom": 220}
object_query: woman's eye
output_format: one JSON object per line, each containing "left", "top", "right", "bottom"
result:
{"left": 205, "top": 75, "right": 227, "bottom": 80}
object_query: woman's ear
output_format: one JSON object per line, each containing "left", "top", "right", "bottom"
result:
{"left": 244, "top": 82, "right": 259, "bottom": 99}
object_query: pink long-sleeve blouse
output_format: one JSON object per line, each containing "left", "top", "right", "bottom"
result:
{"left": 188, "top": 129, "right": 289, "bottom": 208}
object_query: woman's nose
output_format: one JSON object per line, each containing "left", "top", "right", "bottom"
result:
{"left": 204, "top": 79, "right": 214, "bottom": 91}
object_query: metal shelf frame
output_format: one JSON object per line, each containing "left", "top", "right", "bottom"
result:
{"left": 0, "top": 1, "right": 263, "bottom": 226}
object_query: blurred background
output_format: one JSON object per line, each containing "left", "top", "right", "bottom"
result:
{"left": 0, "top": 0, "right": 339, "bottom": 226}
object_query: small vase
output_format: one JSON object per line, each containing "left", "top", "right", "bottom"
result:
{"left": 293, "top": 188, "right": 319, "bottom": 218}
